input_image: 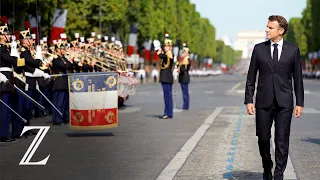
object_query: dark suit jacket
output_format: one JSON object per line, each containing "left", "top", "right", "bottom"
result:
{"left": 244, "top": 40, "right": 304, "bottom": 109}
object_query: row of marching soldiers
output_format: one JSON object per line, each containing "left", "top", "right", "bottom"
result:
{"left": 0, "top": 23, "right": 126, "bottom": 142}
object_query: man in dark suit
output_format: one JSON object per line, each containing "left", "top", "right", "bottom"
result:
{"left": 244, "top": 15, "right": 304, "bottom": 180}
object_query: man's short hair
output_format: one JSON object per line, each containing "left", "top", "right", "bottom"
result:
{"left": 268, "top": 15, "right": 288, "bottom": 35}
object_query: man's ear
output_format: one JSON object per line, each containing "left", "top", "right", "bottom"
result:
{"left": 279, "top": 28, "right": 285, "bottom": 35}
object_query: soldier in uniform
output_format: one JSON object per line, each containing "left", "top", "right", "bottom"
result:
{"left": 153, "top": 33, "right": 174, "bottom": 119}
{"left": 176, "top": 43, "right": 190, "bottom": 110}
{"left": 51, "top": 41, "right": 74, "bottom": 125}
{"left": 0, "top": 23, "right": 18, "bottom": 142}
{"left": 18, "top": 29, "right": 50, "bottom": 135}
{"left": 35, "top": 41, "right": 51, "bottom": 117}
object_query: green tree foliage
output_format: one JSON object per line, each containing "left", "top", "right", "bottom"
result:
{"left": 284, "top": 18, "right": 307, "bottom": 57}
{"left": 288, "top": 0, "right": 320, "bottom": 55}
{"left": 311, "top": 0, "right": 320, "bottom": 51}
{"left": 301, "top": 0, "right": 313, "bottom": 53}
{"left": 1, "top": 0, "right": 242, "bottom": 66}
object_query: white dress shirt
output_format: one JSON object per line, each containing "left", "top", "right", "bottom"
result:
{"left": 270, "top": 38, "right": 283, "bottom": 60}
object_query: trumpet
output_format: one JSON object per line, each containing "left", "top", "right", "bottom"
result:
{"left": 42, "top": 51, "right": 58, "bottom": 59}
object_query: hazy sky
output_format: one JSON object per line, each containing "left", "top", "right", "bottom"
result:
{"left": 190, "top": 0, "right": 307, "bottom": 42}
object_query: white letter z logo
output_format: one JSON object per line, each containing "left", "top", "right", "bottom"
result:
{"left": 19, "top": 126, "right": 50, "bottom": 165}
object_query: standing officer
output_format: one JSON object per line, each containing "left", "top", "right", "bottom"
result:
{"left": 154, "top": 33, "right": 174, "bottom": 119}
{"left": 19, "top": 29, "right": 50, "bottom": 136}
{"left": 0, "top": 23, "right": 18, "bottom": 142}
{"left": 176, "top": 43, "right": 190, "bottom": 110}
{"left": 51, "top": 41, "right": 74, "bottom": 125}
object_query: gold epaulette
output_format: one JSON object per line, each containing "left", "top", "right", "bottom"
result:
{"left": 182, "top": 56, "right": 189, "bottom": 65}
{"left": 20, "top": 47, "right": 26, "bottom": 52}
{"left": 17, "top": 58, "right": 25, "bottom": 67}
{"left": 177, "top": 56, "right": 189, "bottom": 70}
{"left": 165, "top": 51, "right": 173, "bottom": 59}
{"left": 160, "top": 51, "right": 172, "bottom": 70}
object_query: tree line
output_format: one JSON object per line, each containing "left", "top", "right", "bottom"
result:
{"left": 1, "top": 0, "right": 241, "bottom": 67}
{"left": 284, "top": 0, "right": 320, "bottom": 69}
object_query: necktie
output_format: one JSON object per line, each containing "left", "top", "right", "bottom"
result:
{"left": 273, "top": 44, "right": 278, "bottom": 67}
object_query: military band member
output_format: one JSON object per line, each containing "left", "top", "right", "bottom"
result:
{"left": 176, "top": 44, "right": 190, "bottom": 110}
{"left": 0, "top": 23, "right": 18, "bottom": 142}
{"left": 154, "top": 33, "right": 174, "bottom": 119}
{"left": 51, "top": 42, "right": 74, "bottom": 125}
{"left": 18, "top": 29, "right": 50, "bottom": 135}
{"left": 35, "top": 42, "right": 51, "bottom": 117}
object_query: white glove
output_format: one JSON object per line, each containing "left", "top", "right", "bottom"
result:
{"left": 35, "top": 45, "right": 43, "bottom": 60}
{"left": 43, "top": 73, "right": 50, "bottom": 79}
{"left": 10, "top": 41, "right": 19, "bottom": 58}
{"left": 153, "top": 40, "right": 161, "bottom": 51}
{"left": 0, "top": 73, "right": 8, "bottom": 83}
{"left": 32, "top": 68, "right": 45, "bottom": 77}
{"left": 11, "top": 40, "right": 17, "bottom": 49}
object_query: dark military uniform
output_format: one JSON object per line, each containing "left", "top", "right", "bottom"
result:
{"left": 0, "top": 38, "right": 18, "bottom": 142}
{"left": 82, "top": 60, "right": 93, "bottom": 72}
{"left": 35, "top": 67, "right": 51, "bottom": 117}
{"left": 11, "top": 51, "right": 27, "bottom": 138}
{"left": 51, "top": 43, "right": 73, "bottom": 125}
{"left": 19, "top": 45, "right": 43, "bottom": 125}
{"left": 157, "top": 36, "right": 174, "bottom": 119}
{"left": 176, "top": 48, "right": 190, "bottom": 110}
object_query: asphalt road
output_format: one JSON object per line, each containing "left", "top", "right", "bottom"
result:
{"left": 0, "top": 75, "right": 319, "bottom": 180}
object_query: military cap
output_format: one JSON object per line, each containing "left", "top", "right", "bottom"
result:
{"left": 0, "top": 23, "right": 10, "bottom": 35}
{"left": 55, "top": 41, "right": 66, "bottom": 49}
{"left": 164, "top": 33, "right": 172, "bottom": 46}
{"left": 19, "top": 29, "right": 31, "bottom": 39}
{"left": 182, "top": 42, "right": 189, "bottom": 53}
{"left": 70, "top": 40, "right": 79, "bottom": 48}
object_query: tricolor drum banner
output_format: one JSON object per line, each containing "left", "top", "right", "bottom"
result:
{"left": 68, "top": 72, "right": 119, "bottom": 130}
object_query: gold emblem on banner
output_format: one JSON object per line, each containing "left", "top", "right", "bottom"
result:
{"left": 72, "top": 78, "right": 84, "bottom": 91}
{"left": 105, "top": 111, "right": 115, "bottom": 123}
{"left": 74, "top": 112, "right": 84, "bottom": 123}
{"left": 105, "top": 76, "right": 116, "bottom": 88}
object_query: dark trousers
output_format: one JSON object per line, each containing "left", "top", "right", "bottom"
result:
{"left": 180, "top": 83, "right": 189, "bottom": 109}
{"left": 24, "top": 90, "right": 35, "bottom": 125}
{"left": 256, "top": 98, "right": 293, "bottom": 180}
{"left": 35, "top": 87, "right": 50, "bottom": 117}
{"left": 12, "top": 91, "right": 26, "bottom": 137}
{"left": 52, "top": 90, "right": 69, "bottom": 124}
{"left": 161, "top": 83, "right": 173, "bottom": 118}
{"left": 0, "top": 92, "right": 12, "bottom": 138}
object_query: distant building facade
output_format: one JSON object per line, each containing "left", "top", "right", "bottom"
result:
{"left": 233, "top": 30, "right": 266, "bottom": 59}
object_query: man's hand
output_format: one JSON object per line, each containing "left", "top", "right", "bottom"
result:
{"left": 294, "top": 106, "right": 303, "bottom": 118}
{"left": 246, "top": 103, "right": 255, "bottom": 115}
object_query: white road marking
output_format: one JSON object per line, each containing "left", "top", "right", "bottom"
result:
{"left": 302, "top": 108, "right": 320, "bottom": 114}
{"left": 271, "top": 125, "right": 297, "bottom": 179}
{"left": 236, "top": 90, "right": 245, "bottom": 94}
{"left": 231, "top": 82, "right": 242, "bottom": 91}
{"left": 204, "top": 91, "right": 215, "bottom": 94}
{"left": 173, "top": 108, "right": 183, "bottom": 113}
{"left": 156, "top": 107, "right": 224, "bottom": 180}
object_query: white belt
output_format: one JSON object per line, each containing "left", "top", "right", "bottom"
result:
{"left": 0, "top": 67, "right": 13, "bottom": 72}
{"left": 25, "top": 72, "right": 33, "bottom": 77}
